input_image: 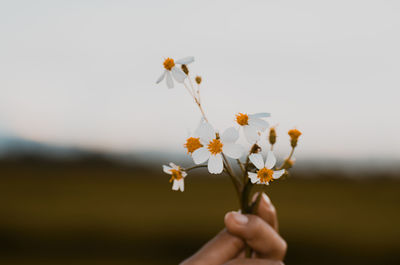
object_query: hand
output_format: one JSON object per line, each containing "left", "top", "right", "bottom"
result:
{"left": 181, "top": 193, "right": 287, "bottom": 265}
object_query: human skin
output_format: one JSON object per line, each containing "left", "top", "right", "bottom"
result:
{"left": 180, "top": 193, "right": 287, "bottom": 265}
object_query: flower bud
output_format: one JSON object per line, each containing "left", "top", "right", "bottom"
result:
{"left": 195, "top": 76, "right": 202, "bottom": 84}
{"left": 269, "top": 127, "right": 277, "bottom": 145}
{"left": 181, "top": 64, "right": 189, "bottom": 75}
{"left": 250, "top": 144, "right": 261, "bottom": 154}
{"left": 282, "top": 158, "right": 295, "bottom": 169}
{"left": 288, "top": 129, "right": 302, "bottom": 148}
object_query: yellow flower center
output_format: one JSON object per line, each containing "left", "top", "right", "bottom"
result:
{"left": 207, "top": 139, "right": 223, "bottom": 155}
{"left": 257, "top": 167, "right": 274, "bottom": 184}
{"left": 169, "top": 169, "right": 183, "bottom": 183}
{"left": 288, "top": 129, "right": 302, "bottom": 141}
{"left": 236, "top": 113, "right": 249, "bottom": 126}
{"left": 184, "top": 137, "right": 203, "bottom": 153}
{"left": 163, "top": 58, "right": 175, "bottom": 71}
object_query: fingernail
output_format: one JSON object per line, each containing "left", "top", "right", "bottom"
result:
{"left": 231, "top": 211, "right": 248, "bottom": 224}
{"left": 262, "top": 193, "right": 271, "bottom": 204}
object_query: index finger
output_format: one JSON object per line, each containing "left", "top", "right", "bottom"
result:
{"left": 253, "top": 192, "right": 279, "bottom": 231}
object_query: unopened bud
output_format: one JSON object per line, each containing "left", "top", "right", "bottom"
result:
{"left": 250, "top": 144, "right": 261, "bottom": 154}
{"left": 181, "top": 64, "right": 189, "bottom": 75}
{"left": 288, "top": 129, "right": 302, "bottom": 148}
{"left": 282, "top": 158, "right": 295, "bottom": 169}
{"left": 269, "top": 127, "right": 277, "bottom": 145}
{"left": 195, "top": 76, "right": 202, "bottom": 84}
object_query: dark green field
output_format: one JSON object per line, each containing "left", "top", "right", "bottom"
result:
{"left": 0, "top": 158, "right": 399, "bottom": 265}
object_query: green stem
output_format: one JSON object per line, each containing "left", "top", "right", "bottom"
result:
{"left": 184, "top": 164, "right": 208, "bottom": 171}
{"left": 241, "top": 180, "right": 255, "bottom": 258}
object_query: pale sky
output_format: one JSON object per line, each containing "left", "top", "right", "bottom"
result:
{"left": 1, "top": 0, "right": 400, "bottom": 161}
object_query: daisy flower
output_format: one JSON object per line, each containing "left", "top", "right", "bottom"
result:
{"left": 247, "top": 151, "right": 285, "bottom": 185}
{"left": 156, "top": 57, "right": 194, "bottom": 89}
{"left": 192, "top": 123, "right": 244, "bottom": 174}
{"left": 184, "top": 118, "right": 205, "bottom": 154}
{"left": 235, "top": 112, "right": 271, "bottom": 143}
{"left": 162, "top": 163, "right": 187, "bottom": 192}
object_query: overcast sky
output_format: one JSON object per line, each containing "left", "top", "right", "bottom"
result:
{"left": 1, "top": 0, "right": 399, "bottom": 161}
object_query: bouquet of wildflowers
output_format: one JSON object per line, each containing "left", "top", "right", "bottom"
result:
{"left": 156, "top": 56, "right": 301, "bottom": 257}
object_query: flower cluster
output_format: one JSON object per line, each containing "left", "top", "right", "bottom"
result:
{"left": 156, "top": 56, "right": 302, "bottom": 196}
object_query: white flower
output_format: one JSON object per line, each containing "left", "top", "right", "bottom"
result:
{"left": 247, "top": 151, "right": 285, "bottom": 185}
{"left": 184, "top": 118, "right": 205, "bottom": 154}
{"left": 192, "top": 123, "right": 244, "bottom": 174}
{"left": 235, "top": 112, "right": 271, "bottom": 143}
{"left": 156, "top": 57, "right": 194, "bottom": 89}
{"left": 162, "top": 162, "right": 187, "bottom": 192}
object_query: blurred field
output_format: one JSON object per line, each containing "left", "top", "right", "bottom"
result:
{"left": 0, "top": 156, "right": 399, "bottom": 265}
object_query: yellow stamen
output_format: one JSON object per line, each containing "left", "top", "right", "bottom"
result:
{"left": 257, "top": 167, "right": 274, "bottom": 184}
{"left": 236, "top": 113, "right": 249, "bottom": 126}
{"left": 169, "top": 169, "right": 183, "bottom": 182}
{"left": 288, "top": 128, "right": 302, "bottom": 148}
{"left": 163, "top": 58, "right": 175, "bottom": 71}
{"left": 288, "top": 129, "right": 302, "bottom": 141}
{"left": 184, "top": 137, "right": 203, "bottom": 153}
{"left": 207, "top": 139, "right": 223, "bottom": 155}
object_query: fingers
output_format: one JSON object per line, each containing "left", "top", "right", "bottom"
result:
{"left": 254, "top": 193, "right": 279, "bottom": 231}
{"left": 224, "top": 212, "right": 287, "bottom": 260}
{"left": 180, "top": 229, "right": 244, "bottom": 265}
{"left": 224, "top": 259, "right": 284, "bottom": 265}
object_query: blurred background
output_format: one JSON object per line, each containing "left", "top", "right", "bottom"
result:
{"left": 1, "top": 0, "right": 399, "bottom": 264}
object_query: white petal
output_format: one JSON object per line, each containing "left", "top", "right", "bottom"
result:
{"left": 249, "top": 153, "right": 264, "bottom": 169}
{"left": 163, "top": 165, "right": 172, "bottom": 174}
{"left": 208, "top": 153, "right": 223, "bottom": 174}
{"left": 172, "top": 179, "right": 180, "bottom": 191}
{"left": 176, "top": 56, "right": 195, "bottom": 65}
{"left": 181, "top": 171, "right": 187, "bottom": 178}
{"left": 171, "top": 66, "right": 187, "bottom": 83}
{"left": 249, "top": 112, "right": 271, "bottom": 119}
{"left": 193, "top": 117, "right": 205, "bottom": 136}
{"left": 248, "top": 172, "right": 259, "bottom": 184}
{"left": 172, "top": 179, "right": 184, "bottom": 192}
{"left": 223, "top": 143, "right": 244, "bottom": 159}
{"left": 169, "top": 162, "right": 179, "bottom": 170}
{"left": 243, "top": 125, "right": 259, "bottom": 144}
{"left": 248, "top": 118, "right": 269, "bottom": 131}
{"left": 166, "top": 71, "right": 174, "bottom": 88}
{"left": 265, "top": 151, "right": 277, "bottom": 169}
{"left": 273, "top": 169, "right": 285, "bottom": 179}
{"left": 178, "top": 179, "right": 184, "bottom": 191}
{"left": 192, "top": 147, "right": 210, "bottom": 164}
{"left": 156, "top": 70, "right": 166, "bottom": 84}
{"left": 197, "top": 122, "right": 215, "bottom": 144}
{"left": 221, "top": 127, "right": 239, "bottom": 143}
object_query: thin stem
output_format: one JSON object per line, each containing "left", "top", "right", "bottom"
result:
{"left": 196, "top": 83, "right": 201, "bottom": 104}
{"left": 183, "top": 82, "right": 209, "bottom": 123}
{"left": 236, "top": 159, "right": 246, "bottom": 176}
{"left": 222, "top": 154, "right": 242, "bottom": 195}
{"left": 277, "top": 147, "right": 296, "bottom": 170}
{"left": 184, "top": 164, "right": 207, "bottom": 171}
{"left": 183, "top": 81, "right": 196, "bottom": 100}
{"left": 244, "top": 144, "right": 257, "bottom": 171}
{"left": 196, "top": 102, "right": 209, "bottom": 123}
{"left": 288, "top": 147, "right": 295, "bottom": 159}
{"left": 187, "top": 74, "right": 197, "bottom": 99}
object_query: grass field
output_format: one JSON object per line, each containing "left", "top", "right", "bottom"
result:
{"left": 0, "top": 157, "right": 399, "bottom": 264}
